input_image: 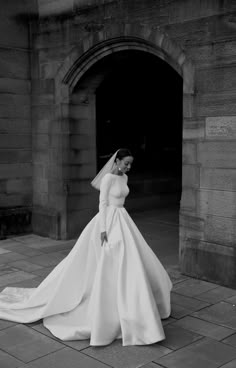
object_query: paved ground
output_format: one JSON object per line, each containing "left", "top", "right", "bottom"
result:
{"left": 0, "top": 207, "right": 236, "bottom": 368}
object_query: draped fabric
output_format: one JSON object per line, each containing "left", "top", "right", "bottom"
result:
{"left": 0, "top": 173, "right": 172, "bottom": 346}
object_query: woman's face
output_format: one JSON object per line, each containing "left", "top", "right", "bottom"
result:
{"left": 117, "top": 156, "right": 134, "bottom": 174}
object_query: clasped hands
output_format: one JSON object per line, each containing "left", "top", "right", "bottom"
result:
{"left": 101, "top": 231, "right": 108, "bottom": 246}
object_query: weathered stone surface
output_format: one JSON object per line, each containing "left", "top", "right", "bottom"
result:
{"left": 182, "top": 165, "right": 200, "bottom": 188}
{"left": 198, "top": 189, "right": 236, "bottom": 218}
{"left": 0, "top": 49, "right": 29, "bottom": 79}
{"left": 200, "top": 168, "right": 236, "bottom": 191}
{"left": 180, "top": 238, "right": 236, "bottom": 287}
{"left": 196, "top": 66, "right": 236, "bottom": 94}
{"left": 204, "top": 215, "right": 236, "bottom": 247}
{"left": 180, "top": 188, "right": 197, "bottom": 211}
{"left": 197, "top": 142, "right": 236, "bottom": 168}
{"left": 0, "top": 163, "right": 32, "bottom": 179}
{"left": 183, "top": 142, "right": 197, "bottom": 164}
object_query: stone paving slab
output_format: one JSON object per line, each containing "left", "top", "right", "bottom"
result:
{"left": 17, "top": 347, "right": 111, "bottom": 368}
{"left": 0, "top": 243, "right": 44, "bottom": 256}
{"left": 173, "top": 278, "right": 218, "bottom": 297}
{"left": 172, "top": 316, "right": 234, "bottom": 341}
{"left": 8, "top": 260, "right": 44, "bottom": 273}
{"left": 192, "top": 301, "right": 236, "bottom": 330}
{"left": 220, "top": 360, "right": 236, "bottom": 368}
{"left": 0, "top": 324, "right": 64, "bottom": 363}
{"left": 222, "top": 333, "right": 236, "bottom": 348}
{"left": 195, "top": 286, "right": 236, "bottom": 304}
{"left": 83, "top": 340, "right": 172, "bottom": 368}
{"left": 0, "top": 270, "right": 37, "bottom": 288}
{"left": 157, "top": 337, "right": 236, "bottom": 368}
{"left": 0, "top": 349, "right": 24, "bottom": 368}
{"left": 27, "top": 252, "right": 65, "bottom": 267}
{"left": 0, "top": 252, "right": 29, "bottom": 265}
{"left": 159, "top": 324, "right": 203, "bottom": 350}
{"left": 0, "top": 226, "right": 236, "bottom": 368}
{"left": 29, "top": 322, "right": 91, "bottom": 351}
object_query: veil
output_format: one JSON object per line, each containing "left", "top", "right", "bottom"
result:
{"left": 91, "top": 150, "right": 119, "bottom": 190}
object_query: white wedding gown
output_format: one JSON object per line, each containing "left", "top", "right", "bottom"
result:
{"left": 0, "top": 173, "right": 172, "bottom": 346}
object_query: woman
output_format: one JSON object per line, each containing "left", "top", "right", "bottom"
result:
{"left": 0, "top": 148, "right": 172, "bottom": 346}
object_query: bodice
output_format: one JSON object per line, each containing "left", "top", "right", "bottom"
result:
{"left": 99, "top": 173, "right": 129, "bottom": 231}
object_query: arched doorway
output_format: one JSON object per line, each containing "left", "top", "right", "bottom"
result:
{"left": 96, "top": 50, "right": 183, "bottom": 212}
{"left": 67, "top": 48, "right": 182, "bottom": 242}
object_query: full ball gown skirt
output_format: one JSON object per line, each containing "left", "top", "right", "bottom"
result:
{"left": 0, "top": 174, "right": 172, "bottom": 346}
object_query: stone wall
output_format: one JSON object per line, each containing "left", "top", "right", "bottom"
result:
{"left": 0, "top": 1, "right": 37, "bottom": 237}
{"left": 1, "top": 0, "right": 236, "bottom": 286}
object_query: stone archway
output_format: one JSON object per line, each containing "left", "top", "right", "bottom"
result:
{"left": 32, "top": 23, "right": 195, "bottom": 241}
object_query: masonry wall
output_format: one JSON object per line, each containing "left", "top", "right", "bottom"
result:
{"left": 0, "top": 1, "right": 38, "bottom": 237}
{"left": 29, "top": 0, "right": 236, "bottom": 286}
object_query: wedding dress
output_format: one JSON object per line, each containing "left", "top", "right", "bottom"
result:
{"left": 0, "top": 173, "right": 172, "bottom": 346}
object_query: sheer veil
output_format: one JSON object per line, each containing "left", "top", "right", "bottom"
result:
{"left": 91, "top": 150, "right": 119, "bottom": 190}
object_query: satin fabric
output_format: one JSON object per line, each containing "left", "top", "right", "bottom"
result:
{"left": 0, "top": 174, "right": 172, "bottom": 346}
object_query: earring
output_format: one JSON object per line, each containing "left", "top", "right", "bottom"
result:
{"left": 118, "top": 167, "right": 122, "bottom": 171}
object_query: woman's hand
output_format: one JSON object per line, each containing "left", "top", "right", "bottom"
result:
{"left": 101, "top": 231, "right": 108, "bottom": 246}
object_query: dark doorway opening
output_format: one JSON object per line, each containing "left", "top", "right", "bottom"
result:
{"left": 96, "top": 50, "right": 183, "bottom": 211}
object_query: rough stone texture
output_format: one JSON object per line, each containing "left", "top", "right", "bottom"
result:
{"left": 1, "top": 0, "right": 236, "bottom": 285}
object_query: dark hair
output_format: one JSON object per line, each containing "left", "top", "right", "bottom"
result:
{"left": 115, "top": 148, "right": 133, "bottom": 161}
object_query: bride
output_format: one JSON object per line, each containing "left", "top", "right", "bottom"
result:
{"left": 0, "top": 148, "right": 172, "bottom": 346}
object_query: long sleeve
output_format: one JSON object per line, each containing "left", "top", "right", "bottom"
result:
{"left": 99, "top": 174, "right": 113, "bottom": 232}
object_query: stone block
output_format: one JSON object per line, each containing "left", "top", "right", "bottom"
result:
{"left": 198, "top": 189, "right": 236, "bottom": 218}
{"left": 6, "top": 178, "right": 32, "bottom": 194}
{"left": 68, "top": 164, "right": 96, "bottom": 180}
{"left": 33, "top": 177, "right": 48, "bottom": 194}
{"left": 70, "top": 134, "right": 96, "bottom": 149}
{"left": 69, "top": 148, "right": 96, "bottom": 165}
{"left": 0, "top": 134, "right": 31, "bottom": 149}
{"left": 0, "top": 77, "right": 30, "bottom": 94}
{"left": 188, "top": 40, "right": 236, "bottom": 68}
{"left": 32, "top": 206, "right": 61, "bottom": 239}
{"left": 183, "top": 142, "right": 197, "bottom": 164}
{"left": 70, "top": 105, "right": 92, "bottom": 120}
{"left": 197, "top": 90, "right": 236, "bottom": 116}
{"left": 183, "top": 94, "right": 196, "bottom": 118}
{"left": 179, "top": 212, "right": 204, "bottom": 241}
{"left": 32, "top": 134, "right": 50, "bottom": 150}
{"left": 183, "top": 119, "right": 205, "bottom": 140}
{"left": 0, "top": 149, "right": 31, "bottom": 164}
{"left": 70, "top": 118, "right": 95, "bottom": 135}
{"left": 197, "top": 141, "right": 236, "bottom": 168}
{"left": 196, "top": 65, "right": 236, "bottom": 94}
{"left": 0, "top": 49, "right": 29, "bottom": 79}
{"left": 31, "top": 78, "right": 55, "bottom": 95}
{"left": 67, "top": 193, "right": 97, "bottom": 211}
{"left": 32, "top": 104, "right": 55, "bottom": 121}
{"left": 0, "top": 118, "right": 31, "bottom": 134}
{"left": 0, "top": 104, "right": 30, "bottom": 119}
{"left": 180, "top": 188, "right": 197, "bottom": 211}
{"left": 200, "top": 168, "right": 236, "bottom": 191}
{"left": 65, "top": 180, "right": 93, "bottom": 195}
{"left": 0, "top": 93, "right": 30, "bottom": 106}
{"left": 39, "top": 61, "right": 62, "bottom": 79}
{"left": 182, "top": 164, "right": 199, "bottom": 188}
{"left": 180, "top": 238, "right": 236, "bottom": 287}
{"left": 67, "top": 208, "right": 97, "bottom": 238}
{"left": 204, "top": 215, "right": 236, "bottom": 247}
{"left": 0, "top": 193, "right": 31, "bottom": 207}
{"left": 0, "top": 163, "right": 32, "bottom": 179}
{"left": 38, "top": 0, "right": 74, "bottom": 17}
